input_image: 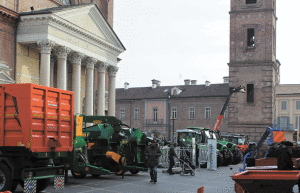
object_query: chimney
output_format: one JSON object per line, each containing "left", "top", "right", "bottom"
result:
{"left": 152, "top": 79, "right": 160, "bottom": 88}
{"left": 124, "top": 82, "right": 129, "bottom": 90}
{"left": 223, "top": 76, "right": 229, "bottom": 83}
{"left": 205, "top": 80, "right": 210, "bottom": 87}
{"left": 191, "top": 80, "right": 197, "bottom": 85}
{"left": 184, "top": 79, "right": 191, "bottom": 85}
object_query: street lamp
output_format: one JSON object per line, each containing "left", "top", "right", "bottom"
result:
{"left": 170, "top": 117, "right": 176, "bottom": 142}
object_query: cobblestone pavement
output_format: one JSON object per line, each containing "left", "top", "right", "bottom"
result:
{"left": 14, "top": 163, "right": 300, "bottom": 193}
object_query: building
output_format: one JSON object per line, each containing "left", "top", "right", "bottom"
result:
{"left": 275, "top": 84, "right": 300, "bottom": 141}
{"left": 0, "top": 0, "right": 124, "bottom": 116}
{"left": 116, "top": 79, "right": 230, "bottom": 141}
{"left": 228, "top": 0, "right": 280, "bottom": 141}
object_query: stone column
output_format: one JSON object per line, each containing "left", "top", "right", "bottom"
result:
{"left": 54, "top": 46, "right": 71, "bottom": 90}
{"left": 50, "top": 55, "right": 56, "bottom": 87}
{"left": 69, "top": 52, "right": 85, "bottom": 115}
{"left": 37, "top": 40, "right": 55, "bottom": 87}
{"left": 85, "top": 57, "right": 97, "bottom": 116}
{"left": 97, "top": 62, "right": 107, "bottom": 115}
{"left": 108, "top": 66, "right": 118, "bottom": 116}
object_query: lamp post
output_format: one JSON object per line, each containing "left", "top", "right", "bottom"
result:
{"left": 170, "top": 117, "right": 176, "bottom": 142}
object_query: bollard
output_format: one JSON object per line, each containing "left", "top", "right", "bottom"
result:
{"left": 197, "top": 186, "right": 204, "bottom": 193}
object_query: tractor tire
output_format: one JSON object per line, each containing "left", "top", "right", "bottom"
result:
{"left": 36, "top": 178, "right": 50, "bottom": 192}
{"left": 71, "top": 170, "right": 87, "bottom": 179}
{"left": 0, "top": 163, "right": 15, "bottom": 192}
{"left": 217, "top": 152, "right": 223, "bottom": 167}
{"left": 129, "top": 169, "right": 139, "bottom": 174}
{"left": 232, "top": 150, "right": 243, "bottom": 165}
{"left": 222, "top": 151, "right": 233, "bottom": 166}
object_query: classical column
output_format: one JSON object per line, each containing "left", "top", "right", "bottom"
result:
{"left": 54, "top": 46, "right": 71, "bottom": 90}
{"left": 97, "top": 62, "right": 107, "bottom": 115}
{"left": 37, "top": 40, "right": 55, "bottom": 86}
{"left": 50, "top": 55, "right": 56, "bottom": 87}
{"left": 85, "top": 57, "right": 97, "bottom": 116}
{"left": 108, "top": 66, "right": 119, "bottom": 116}
{"left": 69, "top": 52, "right": 85, "bottom": 114}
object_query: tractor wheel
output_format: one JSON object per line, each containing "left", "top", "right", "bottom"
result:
{"left": 217, "top": 152, "right": 223, "bottom": 167}
{"left": 71, "top": 170, "right": 87, "bottom": 179}
{"left": 129, "top": 169, "right": 139, "bottom": 174}
{"left": 10, "top": 180, "right": 18, "bottom": 192}
{"left": 36, "top": 178, "right": 50, "bottom": 192}
{"left": 222, "top": 151, "right": 233, "bottom": 166}
{"left": 0, "top": 163, "right": 15, "bottom": 192}
{"left": 232, "top": 150, "right": 243, "bottom": 165}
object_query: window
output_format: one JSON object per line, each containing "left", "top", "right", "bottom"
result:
{"left": 171, "top": 107, "right": 177, "bottom": 119}
{"left": 205, "top": 107, "right": 211, "bottom": 119}
{"left": 247, "top": 84, "right": 254, "bottom": 103}
{"left": 296, "top": 101, "right": 300, "bottom": 110}
{"left": 153, "top": 108, "right": 158, "bottom": 123}
{"left": 134, "top": 108, "right": 139, "bottom": 120}
{"left": 246, "top": 0, "right": 257, "bottom": 4}
{"left": 295, "top": 116, "right": 300, "bottom": 130}
{"left": 120, "top": 109, "right": 125, "bottom": 120}
{"left": 278, "top": 116, "right": 289, "bottom": 130}
{"left": 281, "top": 101, "right": 287, "bottom": 110}
{"left": 189, "top": 107, "right": 195, "bottom": 119}
{"left": 247, "top": 28, "right": 255, "bottom": 46}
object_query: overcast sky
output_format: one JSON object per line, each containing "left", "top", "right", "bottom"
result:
{"left": 113, "top": 1, "right": 299, "bottom": 88}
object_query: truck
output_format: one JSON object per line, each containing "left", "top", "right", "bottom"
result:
{"left": 0, "top": 84, "right": 73, "bottom": 192}
{"left": 0, "top": 84, "right": 113, "bottom": 192}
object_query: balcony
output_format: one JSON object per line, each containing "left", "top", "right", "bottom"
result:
{"left": 145, "top": 119, "right": 165, "bottom": 124}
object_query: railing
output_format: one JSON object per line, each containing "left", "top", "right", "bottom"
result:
{"left": 276, "top": 124, "right": 294, "bottom": 131}
{"left": 145, "top": 119, "right": 165, "bottom": 124}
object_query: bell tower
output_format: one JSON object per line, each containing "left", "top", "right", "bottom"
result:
{"left": 228, "top": 0, "right": 280, "bottom": 141}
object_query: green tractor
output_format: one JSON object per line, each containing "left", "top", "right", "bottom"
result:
{"left": 177, "top": 129, "right": 223, "bottom": 168}
{"left": 71, "top": 115, "right": 148, "bottom": 178}
{"left": 218, "top": 134, "right": 244, "bottom": 164}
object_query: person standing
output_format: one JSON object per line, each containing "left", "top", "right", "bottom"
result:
{"left": 167, "top": 142, "right": 178, "bottom": 175}
{"left": 145, "top": 139, "right": 161, "bottom": 183}
{"left": 277, "top": 141, "right": 293, "bottom": 170}
{"left": 266, "top": 142, "right": 280, "bottom": 158}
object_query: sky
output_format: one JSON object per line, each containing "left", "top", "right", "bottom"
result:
{"left": 113, "top": 1, "right": 300, "bottom": 89}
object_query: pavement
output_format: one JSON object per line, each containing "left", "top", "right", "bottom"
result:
{"left": 13, "top": 163, "right": 300, "bottom": 193}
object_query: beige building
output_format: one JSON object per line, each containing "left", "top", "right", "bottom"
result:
{"left": 275, "top": 84, "right": 300, "bottom": 141}
{"left": 0, "top": 0, "right": 125, "bottom": 116}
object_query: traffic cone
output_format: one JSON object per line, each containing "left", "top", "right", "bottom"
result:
{"left": 197, "top": 186, "right": 204, "bottom": 193}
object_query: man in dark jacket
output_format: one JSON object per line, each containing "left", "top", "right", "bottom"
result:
{"left": 277, "top": 141, "right": 293, "bottom": 170}
{"left": 291, "top": 142, "right": 300, "bottom": 158}
{"left": 145, "top": 139, "right": 161, "bottom": 183}
{"left": 244, "top": 142, "right": 256, "bottom": 167}
{"left": 167, "top": 142, "right": 178, "bottom": 175}
{"left": 266, "top": 142, "right": 280, "bottom": 158}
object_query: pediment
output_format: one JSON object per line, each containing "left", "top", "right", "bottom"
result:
{"left": 53, "top": 4, "right": 125, "bottom": 51}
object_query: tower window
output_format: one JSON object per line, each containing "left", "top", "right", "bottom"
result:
{"left": 246, "top": 0, "right": 257, "bottom": 4}
{"left": 247, "top": 84, "right": 254, "bottom": 103}
{"left": 247, "top": 28, "right": 255, "bottom": 46}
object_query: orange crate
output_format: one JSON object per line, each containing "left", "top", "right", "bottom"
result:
{"left": 0, "top": 84, "right": 74, "bottom": 153}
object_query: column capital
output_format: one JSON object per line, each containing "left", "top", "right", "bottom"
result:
{"left": 97, "top": 62, "right": 108, "bottom": 73}
{"left": 108, "top": 66, "right": 119, "bottom": 77}
{"left": 54, "top": 46, "right": 71, "bottom": 59}
{"left": 84, "top": 57, "right": 97, "bottom": 69}
{"left": 69, "top": 52, "right": 85, "bottom": 64}
{"left": 37, "top": 39, "right": 55, "bottom": 54}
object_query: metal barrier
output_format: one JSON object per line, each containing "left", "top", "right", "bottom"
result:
{"left": 159, "top": 144, "right": 210, "bottom": 168}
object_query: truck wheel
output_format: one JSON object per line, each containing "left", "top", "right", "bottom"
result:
{"left": 36, "top": 178, "right": 50, "bottom": 192}
{"left": 129, "top": 169, "right": 139, "bottom": 174}
{"left": 0, "top": 164, "right": 14, "bottom": 192}
{"left": 222, "top": 151, "right": 233, "bottom": 166}
{"left": 71, "top": 170, "right": 87, "bottom": 179}
{"left": 217, "top": 152, "right": 223, "bottom": 167}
